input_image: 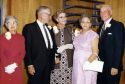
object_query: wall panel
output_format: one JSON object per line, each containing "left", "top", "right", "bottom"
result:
{"left": 98, "top": 0, "right": 125, "bottom": 24}
{"left": 5, "top": 0, "right": 62, "bottom": 33}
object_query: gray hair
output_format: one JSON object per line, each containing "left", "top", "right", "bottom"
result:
{"left": 79, "top": 14, "right": 92, "bottom": 23}
{"left": 36, "top": 6, "right": 51, "bottom": 18}
{"left": 4, "top": 16, "right": 18, "bottom": 28}
{"left": 100, "top": 5, "right": 112, "bottom": 12}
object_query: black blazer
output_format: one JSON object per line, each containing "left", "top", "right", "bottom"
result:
{"left": 98, "top": 19, "right": 125, "bottom": 74}
{"left": 23, "top": 22, "right": 57, "bottom": 70}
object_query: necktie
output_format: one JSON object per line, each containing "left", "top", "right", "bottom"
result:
{"left": 100, "top": 24, "right": 105, "bottom": 37}
{"left": 43, "top": 24, "right": 51, "bottom": 49}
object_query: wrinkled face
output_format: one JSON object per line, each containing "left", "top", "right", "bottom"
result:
{"left": 56, "top": 13, "right": 67, "bottom": 25}
{"left": 100, "top": 7, "right": 112, "bottom": 22}
{"left": 7, "top": 18, "right": 17, "bottom": 32}
{"left": 39, "top": 9, "right": 51, "bottom": 23}
{"left": 80, "top": 17, "right": 91, "bottom": 30}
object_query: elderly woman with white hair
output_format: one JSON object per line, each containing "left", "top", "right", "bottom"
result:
{"left": 0, "top": 16, "right": 25, "bottom": 84}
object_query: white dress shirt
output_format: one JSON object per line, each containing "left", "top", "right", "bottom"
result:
{"left": 100, "top": 18, "right": 112, "bottom": 36}
{"left": 37, "top": 20, "right": 53, "bottom": 49}
{"left": 104, "top": 18, "right": 112, "bottom": 30}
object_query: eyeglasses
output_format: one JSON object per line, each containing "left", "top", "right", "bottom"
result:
{"left": 40, "top": 12, "right": 51, "bottom": 16}
{"left": 81, "top": 22, "right": 91, "bottom": 24}
{"left": 58, "top": 16, "right": 66, "bottom": 18}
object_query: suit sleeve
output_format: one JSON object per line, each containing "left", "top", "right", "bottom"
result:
{"left": 22, "top": 25, "right": 33, "bottom": 67}
{"left": 112, "top": 22, "right": 124, "bottom": 69}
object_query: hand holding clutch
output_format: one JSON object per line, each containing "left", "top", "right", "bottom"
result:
{"left": 83, "top": 59, "right": 104, "bottom": 72}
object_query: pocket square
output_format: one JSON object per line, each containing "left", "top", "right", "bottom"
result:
{"left": 107, "top": 33, "right": 112, "bottom": 35}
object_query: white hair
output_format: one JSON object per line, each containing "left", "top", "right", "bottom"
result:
{"left": 100, "top": 5, "right": 112, "bottom": 12}
{"left": 4, "top": 16, "right": 18, "bottom": 28}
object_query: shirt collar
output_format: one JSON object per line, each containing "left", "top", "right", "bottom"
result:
{"left": 37, "top": 19, "right": 44, "bottom": 26}
{"left": 105, "top": 18, "right": 112, "bottom": 25}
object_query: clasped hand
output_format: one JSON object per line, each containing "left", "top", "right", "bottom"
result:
{"left": 57, "top": 44, "right": 73, "bottom": 53}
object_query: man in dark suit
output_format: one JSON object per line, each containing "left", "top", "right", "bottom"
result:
{"left": 97, "top": 5, "right": 125, "bottom": 84}
{"left": 23, "top": 6, "right": 57, "bottom": 84}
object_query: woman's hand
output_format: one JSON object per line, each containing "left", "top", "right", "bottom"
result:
{"left": 88, "top": 55, "right": 97, "bottom": 63}
{"left": 55, "top": 58, "right": 60, "bottom": 64}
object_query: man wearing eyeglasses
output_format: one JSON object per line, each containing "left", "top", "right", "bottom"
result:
{"left": 23, "top": 6, "right": 57, "bottom": 84}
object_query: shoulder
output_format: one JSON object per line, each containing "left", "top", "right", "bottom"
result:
{"left": 66, "top": 25, "right": 73, "bottom": 29}
{"left": 65, "top": 25, "right": 73, "bottom": 32}
{"left": 16, "top": 33, "right": 25, "bottom": 40}
{"left": 0, "top": 33, "right": 5, "bottom": 39}
{"left": 16, "top": 33, "right": 23, "bottom": 37}
{"left": 111, "top": 19, "right": 124, "bottom": 27}
{"left": 111, "top": 19, "right": 125, "bottom": 32}
{"left": 23, "top": 22, "right": 37, "bottom": 34}
{"left": 90, "top": 30, "right": 98, "bottom": 34}
{"left": 0, "top": 34, "right": 5, "bottom": 46}
{"left": 0, "top": 33, "right": 5, "bottom": 36}
{"left": 23, "top": 22, "right": 37, "bottom": 30}
{"left": 89, "top": 30, "right": 99, "bottom": 38}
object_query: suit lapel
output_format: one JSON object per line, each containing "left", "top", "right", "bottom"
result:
{"left": 103, "top": 19, "right": 114, "bottom": 37}
{"left": 34, "top": 22, "right": 47, "bottom": 48}
{"left": 100, "top": 19, "right": 114, "bottom": 36}
{"left": 105, "top": 19, "right": 113, "bottom": 30}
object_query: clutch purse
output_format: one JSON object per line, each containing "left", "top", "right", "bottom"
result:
{"left": 83, "top": 56, "right": 104, "bottom": 72}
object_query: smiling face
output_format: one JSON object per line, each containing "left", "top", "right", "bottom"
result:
{"left": 56, "top": 13, "right": 67, "bottom": 25}
{"left": 80, "top": 17, "right": 91, "bottom": 31}
{"left": 100, "top": 5, "right": 112, "bottom": 22}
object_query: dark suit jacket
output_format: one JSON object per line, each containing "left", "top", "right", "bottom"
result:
{"left": 98, "top": 19, "right": 125, "bottom": 74}
{"left": 23, "top": 22, "right": 57, "bottom": 70}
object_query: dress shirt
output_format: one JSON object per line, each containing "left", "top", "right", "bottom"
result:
{"left": 37, "top": 20, "right": 53, "bottom": 49}
{"left": 104, "top": 18, "right": 112, "bottom": 30}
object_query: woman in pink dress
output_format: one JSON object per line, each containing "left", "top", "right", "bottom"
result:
{"left": 0, "top": 16, "right": 25, "bottom": 84}
{"left": 72, "top": 15, "right": 99, "bottom": 84}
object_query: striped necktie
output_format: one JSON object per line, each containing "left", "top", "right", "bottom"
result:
{"left": 100, "top": 24, "right": 105, "bottom": 37}
{"left": 43, "top": 24, "right": 51, "bottom": 49}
